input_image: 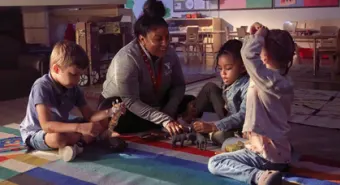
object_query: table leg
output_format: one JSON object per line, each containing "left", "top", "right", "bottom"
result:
{"left": 313, "top": 38, "right": 317, "bottom": 76}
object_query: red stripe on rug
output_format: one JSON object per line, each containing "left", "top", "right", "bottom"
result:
{"left": 299, "top": 155, "right": 340, "bottom": 168}
{"left": 0, "top": 156, "right": 8, "bottom": 162}
{"left": 122, "top": 136, "right": 216, "bottom": 157}
{"left": 289, "top": 167, "right": 340, "bottom": 183}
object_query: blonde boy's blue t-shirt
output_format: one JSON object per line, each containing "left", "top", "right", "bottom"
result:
{"left": 20, "top": 73, "right": 87, "bottom": 142}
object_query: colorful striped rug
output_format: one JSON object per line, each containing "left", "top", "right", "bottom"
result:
{"left": 0, "top": 124, "right": 339, "bottom": 185}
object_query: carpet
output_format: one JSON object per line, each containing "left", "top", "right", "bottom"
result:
{"left": 0, "top": 124, "right": 339, "bottom": 185}
{"left": 290, "top": 89, "right": 340, "bottom": 129}
{"left": 290, "top": 64, "right": 340, "bottom": 84}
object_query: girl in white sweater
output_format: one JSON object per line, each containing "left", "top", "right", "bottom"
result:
{"left": 208, "top": 23, "right": 295, "bottom": 185}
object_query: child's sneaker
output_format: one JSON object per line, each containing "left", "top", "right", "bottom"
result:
{"left": 59, "top": 144, "right": 84, "bottom": 162}
{"left": 258, "top": 171, "right": 282, "bottom": 185}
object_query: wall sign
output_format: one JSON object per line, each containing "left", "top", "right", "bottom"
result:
{"left": 173, "top": 0, "right": 219, "bottom": 12}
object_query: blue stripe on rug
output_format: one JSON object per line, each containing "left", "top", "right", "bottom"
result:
{"left": 284, "top": 176, "right": 340, "bottom": 185}
{"left": 123, "top": 148, "right": 338, "bottom": 185}
{"left": 105, "top": 148, "right": 209, "bottom": 172}
{"left": 25, "top": 167, "right": 95, "bottom": 185}
{"left": 77, "top": 148, "right": 246, "bottom": 185}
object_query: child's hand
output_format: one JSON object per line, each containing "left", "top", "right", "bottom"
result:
{"left": 250, "top": 22, "right": 263, "bottom": 34}
{"left": 255, "top": 26, "right": 269, "bottom": 38}
{"left": 193, "top": 121, "right": 217, "bottom": 133}
{"left": 77, "top": 122, "right": 103, "bottom": 137}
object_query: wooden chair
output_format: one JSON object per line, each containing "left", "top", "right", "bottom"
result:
{"left": 319, "top": 26, "right": 338, "bottom": 47}
{"left": 240, "top": 26, "right": 248, "bottom": 32}
{"left": 316, "top": 27, "right": 340, "bottom": 79}
{"left": 236, "top": 27, "right": 247, "bottom": 39}
{"left": 200, "top": 32, "right": 214, "bottom": 65}
{"left": 184, "top": 26, "right": 203, "bottom": 63}
{"left": 169, "top": 36, "right": 184, "bottom": 52}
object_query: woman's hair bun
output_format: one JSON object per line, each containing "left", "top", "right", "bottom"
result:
{"left": 143, "top": 0, "right": 166, "bottom": 18}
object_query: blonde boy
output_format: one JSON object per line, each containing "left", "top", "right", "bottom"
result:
{"left": 20, "top": 41, "right": 122, "bottom": 162}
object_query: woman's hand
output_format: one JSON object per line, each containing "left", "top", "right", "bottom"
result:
{"left": 164, "top": 121, "right": 183, "bottom": 136}
{"left": 193, "top": 121, "right": 218, "bottom": 133}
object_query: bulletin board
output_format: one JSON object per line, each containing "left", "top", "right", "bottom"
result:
{"left": 274, "top": 0, "right": 339, "bottom": 8}
{"left": 173, "top": 0, "right": 219, "bottom": 12}
{"left": 219, "top": 0, "right": 273, "bottom": 10}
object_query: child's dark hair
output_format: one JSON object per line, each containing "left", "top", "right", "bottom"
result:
{"left": 265, "top": 29, "right": 295, "bottom": 76}
{"left": 215, "top": 39, "right": 243, "bottom": 69}
{"left": 177, "top": 95, "right": 196, "bottom": 116}
{"left": 134, "top": 0, "right": 168, "bottom": 38}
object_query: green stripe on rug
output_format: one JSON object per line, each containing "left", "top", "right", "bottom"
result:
{"left": 0, "top": 166, "right": 19, "bottom": 179}
{"left": 0, "top": 127, "right": 20, "bottom": 136}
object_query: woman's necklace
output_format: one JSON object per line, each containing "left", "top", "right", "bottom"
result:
{"left": 138, "top": 45, "right": 163, "bottom": 93}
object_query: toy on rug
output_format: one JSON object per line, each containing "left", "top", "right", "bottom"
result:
{"left": 0, "top": 136, "right": 27, "bottom": 153}
{"left": 196, "top": 132, "right": 207, "bottom": 150}
{"left": 172, "top": 114, "right": 208, "bottom": 150}
{"left": 98, "top": 99, "right": 128, "bottom": 152}
{"left": 171, "top": 133, "right": 187, "bottom": 147}
{"left": 224, "top": 141, "right": 245, "bottom": 152}
{"left": 221, "top": 137, "right": 247, "bottom": 153}
{"left": 171, "top": 129, "right": 208, "bottom": 150}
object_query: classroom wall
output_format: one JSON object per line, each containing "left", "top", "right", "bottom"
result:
{"left": 131, "top": 0, "right": 340, "bottom": 30}
{"left": 0, "top": 0, "right": 126, "bottom": 6}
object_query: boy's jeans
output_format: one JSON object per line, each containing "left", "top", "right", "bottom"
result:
{"left": 208, "top": 149, "right": 288, "bottom": 185}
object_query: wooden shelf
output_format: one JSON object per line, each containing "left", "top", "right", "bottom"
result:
{"left": 166, "top": 18, "right": 214, "bottom": 21}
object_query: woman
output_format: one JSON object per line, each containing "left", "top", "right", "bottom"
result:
{"left": 101, "top": 0, "right": 185, "bottom": 135}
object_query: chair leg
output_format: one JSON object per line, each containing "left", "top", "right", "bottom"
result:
{"left": 184, "top": 45, "right": 189, "bottom": 64}
{"left": 211, "top": 43, "right": 215, "bottom": 59}
{"left": 314, "top": 52, "right": 320, "bottom": 76}
{"left": 335, "top": 55, "right": 340, "bottom": 75}
{"left": 201, "top": 44, "right": 206, "bottom": 65}
{"left": 330, "top": 54, "right": 337, "bottom": 80}
{"left": 317, "top": 57, "right": 320, "bottom": 72}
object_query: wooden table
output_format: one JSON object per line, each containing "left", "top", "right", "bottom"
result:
{"left": 294, "top": 28, "right": 320, "bottom": 35}
{"left": 292, "top": 34, "right": 337, "bottom": 76}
